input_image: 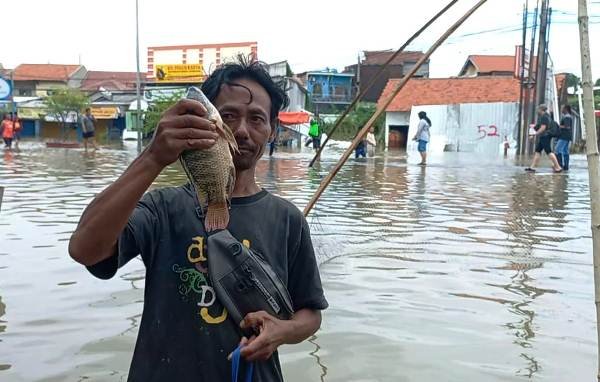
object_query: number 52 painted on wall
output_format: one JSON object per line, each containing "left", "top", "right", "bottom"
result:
{"left": 477, "top": 125, "right": 499, "bottom": 140}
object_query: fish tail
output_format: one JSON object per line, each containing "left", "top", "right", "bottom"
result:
{"left": 204, "top": 202, "right": 229, "bottom": 232}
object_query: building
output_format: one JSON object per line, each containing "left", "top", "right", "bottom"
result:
{"left": 379, "top": 76, "right": 522, "bottom": 154}
{"left": 11, "top": 64, "right": 87, "bottom": 96}
{"left": 146, "top": 41, "right": 258, "bottom": 83}
{"left": 344, "top": 50, "right": 429, "bottom": 102}
{"left": 298, "top": 70, "right": 354, "bottom": 114}
{"left": 458, "top": 54, "right": 517, "bottom": 77}
{"left": 80, "top": 71, "right": 138, "bottom": 92}
{"left": 267, "top": 60, "right": 307, "bottom": 112}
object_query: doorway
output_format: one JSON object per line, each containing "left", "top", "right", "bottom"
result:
{"left": 388, "top": 125, "right": 409, "bottom": 150}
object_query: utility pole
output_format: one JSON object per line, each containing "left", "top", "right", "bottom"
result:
{"left": 577, "top": 1, "right": 600, "bottom": 380}
{"left": 534, "top": 0, "right": 549, "bottom": 109}
{"left": 10, "top": 70, "right": 16, "bottom": 118}
{"left": 522, "top": 1, "right": 540, "bottom": 155}
{"left": 135, "top": 0, "right": 143, "bottom": 153}
{"left": 517, "top": 1, "right": 529, "bottom": 155}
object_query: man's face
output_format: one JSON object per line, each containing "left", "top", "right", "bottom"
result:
{"left": 214, "top": 78, "right": 274, "bottom": 171}
{"left": 537, "top": 108, "right": 544, "bottom": 116}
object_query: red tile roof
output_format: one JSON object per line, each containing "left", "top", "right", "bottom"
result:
{"left": 467, "top": 55, "right": 515, "bottom": 74}
{"left": 81, "top": 71, "right": 138, "bottom": 91}
{"left": 363, "top": 50, "right": 426, "bottom": 65}
{"left": 379, "top": 77, "right": 521, "bottom": 112}
{"left": 13, "top": 64, "right": 81, "bottom": 81}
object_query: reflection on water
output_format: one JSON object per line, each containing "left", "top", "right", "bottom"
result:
{"left": 0, "top": 142, "right": 596, "bottom": 381}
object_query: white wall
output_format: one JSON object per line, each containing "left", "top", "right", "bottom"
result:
{"left": 221, "top": 46, "right": 252, "bottom": 63}
{"left": 403, "top": 102, "right": 519, "bottom": 156}
{"left": 384, "top": 111, "right": 410, "bottom": 149}
{"left": 154, "top": 50, "right": 184, "bottom": 65}
{"left": 203, "top": 48, "right": 217, "bottom": 75}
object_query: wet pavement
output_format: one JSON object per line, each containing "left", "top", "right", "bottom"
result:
{"left": 0, "top": 141, "right": 596, "bottom": 381}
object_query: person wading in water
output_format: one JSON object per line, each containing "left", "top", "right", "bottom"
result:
{"left": 69, "top": 60, "right": 328, "bottom": 382}
{"left": 413, "top": 111, "right": 431, "bottom": 166}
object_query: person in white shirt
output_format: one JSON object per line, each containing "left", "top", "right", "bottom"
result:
{"left": 412, "top": 111, "right": 431, "bottom": 165}
{"left": 366, "top": 128, "right": 376, "bottom": 157}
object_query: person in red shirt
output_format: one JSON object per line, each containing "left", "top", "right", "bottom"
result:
{"left": 1, "top": 114, "right": 15, "bottom": 149}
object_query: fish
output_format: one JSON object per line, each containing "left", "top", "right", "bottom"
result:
{"left": 180, "top": 86, "right": 238, "bottom": 232}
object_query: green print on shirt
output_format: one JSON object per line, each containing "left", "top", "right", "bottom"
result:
{"left": 171, "top": 235, "right": 251, "bottom": 325}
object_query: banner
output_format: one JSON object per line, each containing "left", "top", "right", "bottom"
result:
{"left": 18, "top": 108, "right": 46, "bottom": 119}
{"left": 155, "top": 64, "right": 203, "bottom": 83}
{"left": 91, "top": 106, "right": 120, "bottom": 119}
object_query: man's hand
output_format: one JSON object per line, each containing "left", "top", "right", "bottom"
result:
{"left": 233, "top": 309, "right": 322, "bottom": 362}
{"left": 238, "top": 311, "right": 288, "bottom": 362}
{"left": 144, "top": 99, "right": 220, "bottom": 169}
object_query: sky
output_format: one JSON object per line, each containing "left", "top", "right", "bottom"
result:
{"left": 1, "top": 0, "right": 599, "bottom": 80}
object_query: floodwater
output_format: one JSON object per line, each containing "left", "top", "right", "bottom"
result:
{"left": 0, "top": 142, "right": 596, "bottom": 381}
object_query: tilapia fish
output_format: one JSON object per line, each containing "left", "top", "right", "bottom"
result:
{"left": 180, "top": 87, "right": 238, "bottom": 231}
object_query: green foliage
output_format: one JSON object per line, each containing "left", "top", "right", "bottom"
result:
{"left": 143, "top": 91, "right": 184, "bottom": 135}
{"left": 566, "top": 73, "right": 581, "bottom": 92}
{"left": 320, "top": 102, "right": 385, "bottom": 142}
{"left": 595, "top": 78, "right": 600, "bottom": 87}
{"left": 44, "top": 88, "right": 89, "bottom": 141}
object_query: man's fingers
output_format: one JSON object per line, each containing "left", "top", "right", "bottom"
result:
{"left": 164, "top": 99, "right": 208, "bottom": 117}
{"left": 239, "top": 332, "right": 268, "bottom": 358}
{"left": 164, "top": 115, "right": 217, "bottom": 132}
{"left": 170, "top": 127, "right": 219, "bottom": 141}
{"left": 240, "top": 311, "right": 267, "bottom": 330}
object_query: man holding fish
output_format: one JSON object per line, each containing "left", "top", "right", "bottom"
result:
{"left": 69, "top": 58, "right": 328, "bottom": 381}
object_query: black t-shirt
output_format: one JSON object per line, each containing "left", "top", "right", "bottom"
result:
{"left": 536, "top": 113, "right": 552, "bottom": 138}
{"left": 559, "top": 114, "right": 573, "bottom": 141}
{"left": 87, "top": 185, "right": 328, "bottom": 382}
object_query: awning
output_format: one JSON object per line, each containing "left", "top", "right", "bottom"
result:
{"left": 595, "top": 110, "right": 600, "bottom": 117}
{"left": 278, "top": 111, "right": 310, "bottom": 125}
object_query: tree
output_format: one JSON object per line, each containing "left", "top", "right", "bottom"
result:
{"left": 45, "top": 88, "right": 89, "bottom": 141}
{"left": 595, "top": 78, "right": 600, "bottom": 87}
{"left": 320, "top": 102, "right": 385, "bottom": 143}
{"left": 143, "top": 90, "right": 184, "bottom": 136}
{"left": 566, "top": 73, "right": 581, "bottom": 92}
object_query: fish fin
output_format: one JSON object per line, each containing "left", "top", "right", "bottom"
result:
{"left": 219, "top": 122, "right": 239, "bottom": 153}
{"left": 204, "top": 202, "right": 229, "bottom": 232}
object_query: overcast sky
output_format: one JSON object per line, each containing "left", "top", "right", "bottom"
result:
{"left": 1, "top": 0, "right": 599, "bottom": 79}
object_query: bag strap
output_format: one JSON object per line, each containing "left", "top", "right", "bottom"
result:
{"left": 231, "top": 344, "right": 254, "bottom": 382}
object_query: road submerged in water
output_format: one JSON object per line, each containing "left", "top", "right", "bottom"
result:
{"left": 0, "top": 141, "right": 596, "bottom": 381}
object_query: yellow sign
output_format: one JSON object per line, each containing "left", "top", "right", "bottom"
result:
{"left": 91, "top": 107, "right": 120, "bottom": 119}
{"left": 155, "top": 64, "right": 204, "bottom": 82}
{"left": 18, "top": 108, "right": 46, "bottom": 119}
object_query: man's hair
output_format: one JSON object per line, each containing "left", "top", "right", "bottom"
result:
{"left": 538, "top": 104, "right": 548, "bottom": 112}
{"left": 201, "top": 56, "right": 289, "bottom": 121}
{"left": 85, "top": 107, "right": 91, "bottom": 112}
{"left": 563, "top": 104, "right": 572, "bottom": 114}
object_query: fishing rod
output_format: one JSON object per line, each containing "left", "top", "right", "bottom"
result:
{"left": 307, "top": 0, "right": 460, "bottom": 168}
{"left": 303, "top": 0, "right": 490, "bottom": 217}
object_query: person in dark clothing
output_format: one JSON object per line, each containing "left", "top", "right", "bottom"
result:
{"left": 269, "top": 125, "right": 280, "bottom": 156}
{"left": 69, "top": 59, "right": 328, "bottom": 382}
{"left": 355, "top": 139, "right": 367, "bottom": 158}
{"left": 555, "top": 105, "right": 573, "bottom": 171}
{"left": 525, "top": 104, "right": 562, "bottom": 173}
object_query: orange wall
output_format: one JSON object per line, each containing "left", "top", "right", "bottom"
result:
{"left": 41, "top": 120, "right": 110, "bottom": 140}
